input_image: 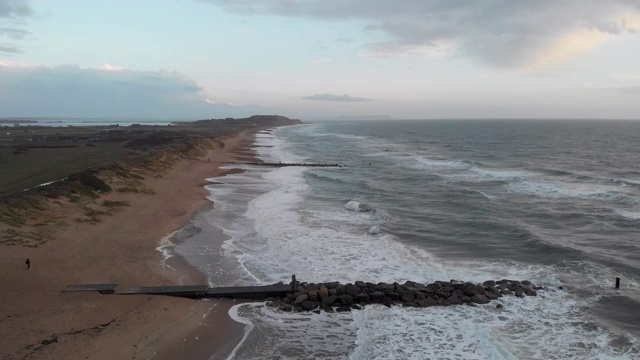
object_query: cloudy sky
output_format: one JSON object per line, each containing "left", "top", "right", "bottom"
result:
{"left": 1, "top": 0, "right": 640, "bottom": 120}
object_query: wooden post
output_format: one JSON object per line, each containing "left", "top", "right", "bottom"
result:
{"left": 291, "top": 275, "right": 296, "bottom": 292}
{"left": 615, "top": 277, "right": 620, "bottom": 289}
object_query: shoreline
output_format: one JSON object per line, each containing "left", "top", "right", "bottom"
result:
{"left": 0, "top": 128, "right": 263, "bottom": 359}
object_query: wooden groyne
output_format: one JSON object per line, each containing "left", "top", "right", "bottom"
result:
{"left": 222, "top": 161, "right": 344, "bottom": 168}
{"left": 63, "top": 284, "right": 118, "bottom": 294}
{"left": 64, "top": 283, "right": 293, "bottom": 300}
{"left": 65, "top": 276, "right": 544, "bottom": 312}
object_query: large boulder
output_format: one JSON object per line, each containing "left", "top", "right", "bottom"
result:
{"left": 471, "top": 294, "right": 490, "bottom": 304}
{"left": 416, "top": 297, "right": 437, "bottom": 307}
{"left": 321, "top": 295, "right": 337, "bottom": 308}
{"left": 399, "top": 291, "right": 415, "bottom": 303}
{"left": 294, "top": 294, "right": 308, "bottom": 305}
{"left": 345, "top": 284, "right": 360, "bottom": 297}
{"left": 355, "top": 293, "right": 371, "bottom": 304}
{"left": 338, "top": 294, "right": 354, "bottom": 306}
{"left": 447, "top": 296, "right": 463, "bottom": 305}
{"left": 370, "top": 291, "right": 385, "bottom": 303}
{"left": 300, "top": 301, "right": 319, "bottom": 311}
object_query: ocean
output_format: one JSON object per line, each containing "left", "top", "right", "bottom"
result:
{"left": 178, "top": 119, "right": 640, "bottom": 359}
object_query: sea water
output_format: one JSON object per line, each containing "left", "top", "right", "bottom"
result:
{"left": 185, "top": 120, "right": 640, "bottom": 359}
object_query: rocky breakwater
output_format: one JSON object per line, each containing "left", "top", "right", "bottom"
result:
{"left": 267, "top": 279, "right": 542, "bottom": 313}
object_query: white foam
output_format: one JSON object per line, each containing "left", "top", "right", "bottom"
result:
{"left": 368, "top": 225, "right": 380, "bottom": 235}
{"left": 615, "top": 209, "right": 640, "bottom": 220}
{"left": 410, "top": 156, "right": 470, "bottom": 170}
{"left": 226, "top": 302, "right": 358, "bottom": 359}
{"left": 506, "top": 181, "right": 640, "bottom": 207}
{"left": 226, "top": 303, "right": 258, "bottom": 360}
{"left": 156, "top": 230, "right": 178, "bottom": 262}
{"left": 469, "top": 166, "right": 528, "bottom": 181}
{"left": 344, "top": 200, "right": 361, "bottom": 212}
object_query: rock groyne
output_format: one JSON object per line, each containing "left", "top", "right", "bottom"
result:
{"left": 267, "top": 279, "right": 542, "bottom": 313}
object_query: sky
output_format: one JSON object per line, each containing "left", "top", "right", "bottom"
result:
{"left": 1, "top": 0, "right": 640, "bottom": 120}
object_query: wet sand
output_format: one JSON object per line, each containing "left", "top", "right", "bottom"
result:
{"left": 0, "top": 130, "right": 259, "bottom": 359}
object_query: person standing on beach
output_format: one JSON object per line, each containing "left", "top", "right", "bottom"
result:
{"left": 25, "top": 258, "right": 30, "bottom": 270}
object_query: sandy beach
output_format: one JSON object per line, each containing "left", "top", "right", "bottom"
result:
{"left": 0, "top": 129, "right": 260, "bottom": 359}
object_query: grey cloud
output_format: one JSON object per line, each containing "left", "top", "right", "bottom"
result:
{"left": 0, "top": 43, "right": 21, "bottom": 54}
{"left": 201, "top": 0, "right": 640, "bottom": 68}
{"left": 0, "top": 0, "right": 32, "bottom": 18}
{"left": 0, "top": 27, "right": 29, "bottom": 39}
{"left": 0, "top": 64, "right": 267, "bottom": 118}
{"left": 302, "top": 93, "right": 367, "bottom": 102}
{"left": 0, "top": 0, "right": 32, "bottom": 55}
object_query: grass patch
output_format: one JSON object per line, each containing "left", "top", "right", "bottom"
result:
{"left": 1, "top": 228, "right": 52, "bottom": 247}
{"left": 102, "top": 200, "right": 131, "bottom": 207}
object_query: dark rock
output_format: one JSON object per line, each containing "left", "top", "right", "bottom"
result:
{"left": 305, "top": 283, "right": 320, "bottom": 291}
{"left": 442, "top": 285, "right": 454, "bottom": 294}
{"left": 459, "top": 295, "right": 472, "bottom": 304}
{"left": 329, "top": 289, "right": 337, "bottom": 297}
{"left": 414, "top": 292, "right": 426, "bottom": 301}
{"left": 336, "top": 285, "right": 346, "bottom": 296}
{"left": 338, "top": 294, "right": 354, "bottom": 306}
{"left": 463, "top": 286, "right": 481, "bottom": 297}
{"left": 483, "top": 280, "right": 496, "bottom": 288}
{"left": 417, "top": 297, "right": 437, "bottom": 307}
{"left": 294, "top": 294, "right": 308, "bottom": 305}
{"left": 380, "top": 296, "right": 393, "bottom": 307}
{"left": 399, "top": 291, "right": 415, "bottom": 303}
{"left": 522, "top": 280, "right": 532, "bottom": 286}
{"left": 345, "top": 284, "right": 360, "bottom": 297}
{"left": 355, "top": 293, "right": 371, "bottom": 304}
{"left": 447, "top": 296, "right": 463, "bottom": 305}
{"left": 318, "top": 286, "right": 329, "bottom": 299}
{"left": 450, "top": 283, "right": 467, "bottom": 291}
{"left": 370, "top": 291, "right": 385, "bottom": 303}
{"left": 355, "top": 281, "right": 366, "bottom": 288}
{"left": 523, "top": 287, "right": 537, "bottom": 296}
{"left": 437, "top": 298, "right": 451, "bottom": 306}
{"left": 352, "top": 304, "right": 363, "bottom": 310}
{"left": 325, "top": 282, "right": 340, "bottom": 289}
{"left": 313, "top": 309, "right": 321, "bottom": 314}
{"left": 308, "top": 291, "right": 319, "bottom": 302}
{"left": 471, "top": 294, "right": 490, "bottom": 304}
{"left": 279, "top": 304, "right": 293, "bottom": 312}
{"left": 436, "top": 292, "right": 448, "bottom": 299}
{"left": 515, "top": 287, "right": 524, "bottom": 297}
{"left": 378, "top": 283, "right": 395, "bottom": 292}
{"left": 387, "top": 292, "right": 400, "bottom": 301}
{"left": 496, "top": 304, "right": 504, "bottom": 309}
{"left": 300, "top": 301, "right": 319, "bottom": 311}
{"left": 452, "top": 289, "right": 464, "bottom": 297}
{"left": 336, "top": 306, "right": 351, "bottom": 312}
{"left": 363, "top": 287, "right": 375, "bottom": 295}
{"left": 485, "top": 292, "right": 499, "bottom": 300}
{"left": 501, "top": 289, "right": 511, "bottom": 295}
{"left": 321, "top": 295, "right": 337, "bottom": 308}
{"left": 403, "top": 302, "right": 418, "bottom": 308}
{"left": 324, "top": 307, "right": 335, "bottom": 313}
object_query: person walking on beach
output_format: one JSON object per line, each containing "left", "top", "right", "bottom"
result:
{"left": 25, "top": 258, "right": 30, "bottom": 270}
